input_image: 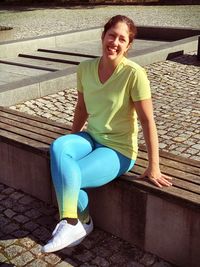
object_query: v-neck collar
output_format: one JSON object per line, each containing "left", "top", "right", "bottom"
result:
{"left": 96, "top": 57, "right": 126, "bottom": 86}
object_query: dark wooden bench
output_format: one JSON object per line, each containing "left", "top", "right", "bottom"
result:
{"left": 0, "top": 106, "right": 199, "bottom": 267}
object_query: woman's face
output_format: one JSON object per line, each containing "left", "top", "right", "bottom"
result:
{"left": 102, "top": 22, "right": 130, "bottom": 62}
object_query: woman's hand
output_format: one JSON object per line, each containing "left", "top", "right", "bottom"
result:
{"left": 139, "top": 166, "right": 173, "bottom": 188}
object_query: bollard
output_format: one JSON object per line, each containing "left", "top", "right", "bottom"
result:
{"left": 198, "top": 36, "right": 200, "bottom": 61}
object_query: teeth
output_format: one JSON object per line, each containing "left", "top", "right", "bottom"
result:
{"left": 108, "top": 47, "right": 117, "bottom": 52}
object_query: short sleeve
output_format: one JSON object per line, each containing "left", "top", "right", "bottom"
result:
{"left": 131, "top": 67, "right": 151, "bottom": 102}
{"left": 77, "top": 63, "right": 83, "bottom": 93}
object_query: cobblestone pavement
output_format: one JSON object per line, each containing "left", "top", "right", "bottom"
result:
{"left": 0, "top": 5, "right": 200, "bottom": 41}
{"left": 0, "top": 183, "right": 175, "bottom": 267}
{"left": 10, "top": 53, "right": 200, "bottom": 161}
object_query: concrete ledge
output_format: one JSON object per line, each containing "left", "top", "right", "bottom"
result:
{"left": 0, "top": 67, "right": 77, "bottom": 106}
{"left": 0, "top": 27, "right": 101, "bottom": 59}
{"left": 130, "top": 35, "right": 199, "bottom": 66}
{"left": 1, "top": 26, "right": 200, "bottom": 59}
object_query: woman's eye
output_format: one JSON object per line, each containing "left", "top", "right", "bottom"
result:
{"left": 109, "top": 34, "right": 115, "bottom": 38}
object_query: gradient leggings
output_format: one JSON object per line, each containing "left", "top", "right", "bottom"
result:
{"left": 50, "top": 132, "right": 135, "bottom": 223}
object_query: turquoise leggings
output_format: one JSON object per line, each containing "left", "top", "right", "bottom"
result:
{"left": 50, "top": 132, "right": 135, "bottom": 222}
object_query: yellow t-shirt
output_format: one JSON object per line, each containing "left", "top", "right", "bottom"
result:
{"left": 77, "top": 56, "right": 151, "bottom": 160}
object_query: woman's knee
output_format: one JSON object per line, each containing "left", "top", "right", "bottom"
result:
{"left": 50, "top": 132, "right": 94, "bottom": 160}
{"left": 50, "top": 135, "right": 67, "bottom": 156}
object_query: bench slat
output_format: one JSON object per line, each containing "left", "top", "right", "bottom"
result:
{"left": 0, "top": 128, "right": 49, "bottom": 155}
{"left": 136, "top": 158, "right": 200, "bottom": 185}
{"left": 0, "top": 110, "right": 68, "bottom": 135}
{"left": 132, "top": 164, "right": 200, "bottom": 195}
{"left": 0, "top": 121, "right": 53, "bottom": 145}
{"left": 138, "top": 150, "right": 200, "bottom": 175}
{"left": 0, "top": 115, "right": 62, "bottom": 140}
{"left": 139, "top": 145, "right": 200, "bottom": 168}
{"left": 0, "top": 107, "right": 71, "bottom": 133}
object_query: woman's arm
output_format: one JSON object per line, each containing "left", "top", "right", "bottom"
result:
{"left": 71, "top": 92, "right": 88, "bottom": 134}
{"left": 134, "top": 99, "right": 172, "bottom": 188}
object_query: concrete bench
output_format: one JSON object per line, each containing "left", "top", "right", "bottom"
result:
{"left": 0, "top": 106, "right": 199, "bottom": 267}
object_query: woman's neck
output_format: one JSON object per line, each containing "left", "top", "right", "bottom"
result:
{"left": 100, "top": 56, "right": 122, "bottom": 71}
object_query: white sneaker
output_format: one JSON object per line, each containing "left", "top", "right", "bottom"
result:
{"left": 41, "top": 218, "right": 93, "bottom": 253}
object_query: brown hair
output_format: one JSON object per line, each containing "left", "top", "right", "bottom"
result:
{"left": 102, "top": 15, "right": 137, "bottom": 44}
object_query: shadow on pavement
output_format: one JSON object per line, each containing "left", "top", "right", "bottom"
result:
{"left": 169, "top": 54, "right": 200, "bottom": 67}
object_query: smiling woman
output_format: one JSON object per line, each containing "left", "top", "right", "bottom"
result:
{"left": 41, "top": 14, "right": 172, "bottom": 254}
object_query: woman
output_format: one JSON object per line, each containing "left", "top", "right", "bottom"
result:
{"left": 42, "top": 15, "right": 172, "bottom": 253}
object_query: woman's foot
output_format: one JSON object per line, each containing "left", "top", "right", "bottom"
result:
{"left": 41, "top": 218, "right": 93, "bottom": 253}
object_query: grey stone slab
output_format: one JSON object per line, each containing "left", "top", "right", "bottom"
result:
{"left": 22, "top": 51, "right": 93, "bottom": 63}
{"left": 53, "top": 40, "right": 102, "bottom": 56}
{"left": 0, "top": 71, "right": 29, "bottom": 83}
{"left": 133, "top": 39, "right": 169, "bottom": 52}
{"left": 0, "top": 82, "right": 40, "bottom": 106}
{"left": 0, "top": 57, "right": 74, "bottom": 71}
{"left": 0, "top": 63, "right": 50, "bottom": 76}
{"left": 54, "top": 39, "right": 168, "bottom": 57}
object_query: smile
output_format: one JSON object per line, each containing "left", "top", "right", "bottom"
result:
{"left": 107, "top": 46, "right": 118, "bottom": 54}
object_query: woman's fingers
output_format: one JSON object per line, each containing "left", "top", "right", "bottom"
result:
{"left": 149, "top": 175, "right": 173, "bottom": 188}
{"left": 161, "top": 174, "right": 173, "bottom": 181}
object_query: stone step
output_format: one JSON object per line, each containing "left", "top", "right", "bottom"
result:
{"left": 0, "top": 57, "right": 75, "bottom": 71}
{"left": 18, "top": 51, "right": 94, "bottom": 64}
{"left": 0, "top": 63, "right": 50, "bottom": 76}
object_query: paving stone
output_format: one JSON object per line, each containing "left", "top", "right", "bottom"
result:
{"left": 56, "top": 261, "right": 75, "bottom": 267}
{"left": 30, "top": 244, "right": 43, "bottom": 256}
{"left": 75, "top": 249, "right": 94, "bottom": 263}
{"left": 19, "top": 196, "right": 35, "bottom": 205}
{"left": 0, "top": 194, "right": 7, "bottom": 201}
{"left": 2, "top": 223, "right": 19, "bottom": 235}
{"left": 19, "top": 237, "right": 36, "bottom": 249}
{"left": 4, "top": 244, "right": 26, "bottom": 258}
{"left": 1, "top": 198, "right": 15, "bottom": 209}
{"left": 44, "top": 253, "right": 62, "bottom": 265}
{"left": 11, "top": 251, "right": 34, "bottom": 266}
{"left": 10, "top": 191, "right": 25, "bottom": 200}
{"left": 12, "top": 203, "right": 30, "bottom": 213}
{"left": 0, "top": 253, "right": 8, "bottom": 263}
{"left": 2, "top": 188, "right": 15, "bottom": 195}
{"left": 12, "top": 230, "right": 30, "bottom": 238}
{"left": 14, "top": 214, "right": 29, "bottom": 224}
{"left": 32, "top": 226, "right": 51, "bottom": 242}
{"left": 0, "top": 184, "right": 6, "bottom": 191}
{"left": 0, "top": 205, "right": 5, "bottom": 212}
{"left": 26, "top": 259, "right": 48, "bottom": 267}
{"left": 192, "top": 144, "right": 200, "bottom": 150}
{"left": 0, "top": 238, "right": 18, "bottom": 248}
{"left": 139, "top": 252, "right": 157, "bottom": 266}
{"left": 4, "top": 209, "right": 16, "bottom": 219}
{"left": 25, "top": 209, "right": 41, "bottom": 219}
{"left": 23, "top": 221, "right": 40, "bottom": 232}
{"left": 92, "top": 256, "right": 110, "bottom": 266}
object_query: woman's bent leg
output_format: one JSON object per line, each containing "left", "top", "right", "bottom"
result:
{"left": 50, "top": 132, "right": 95, "bottom": 219}
{"left": 77, "top": 146, "right": 135, "bottom": 221}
